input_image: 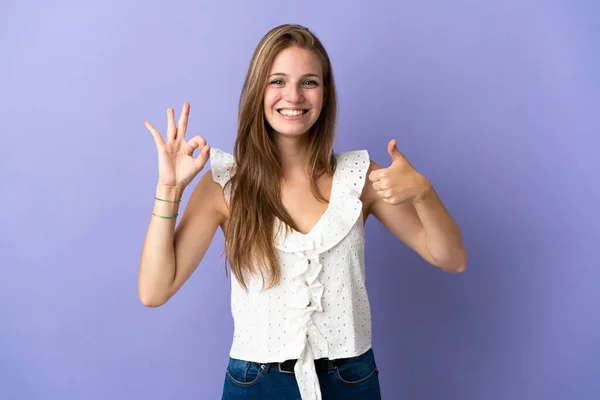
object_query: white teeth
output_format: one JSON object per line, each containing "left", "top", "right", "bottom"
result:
{"left": 279, "top": 109, "right": 304, "bottom": 116}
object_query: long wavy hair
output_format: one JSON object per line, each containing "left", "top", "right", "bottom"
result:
{"left": 223, "top": 24, "right": 338, "bottom": 291}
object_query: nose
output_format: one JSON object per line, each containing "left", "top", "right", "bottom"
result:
{"left": 283, "top": 84, "right": 304, "bottom": 103}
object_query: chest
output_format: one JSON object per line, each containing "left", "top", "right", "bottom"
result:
{"left": 281, "top": 175, "right": 333, "bottom": 235}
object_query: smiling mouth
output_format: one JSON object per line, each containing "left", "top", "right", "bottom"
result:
{"left": 277, "top": 108, "right": 309, "bottom": 117}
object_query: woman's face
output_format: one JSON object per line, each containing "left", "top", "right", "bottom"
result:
{"left": 263, "top": 46, "right": 325, "bottom": 137}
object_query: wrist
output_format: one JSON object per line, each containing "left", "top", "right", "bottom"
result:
{"left": 155, "top": 184, "right": 185, "bottom": 202}
{"left": 412, "top": 175, "right": 433, "bottom": 205}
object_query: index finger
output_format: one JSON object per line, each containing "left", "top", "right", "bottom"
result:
{"left": 177, "top": 103, "right": 190, "bottom": 140}
{"left": 144, "top": 120, "right": 165, "bottom": 148}
{"left": 368, "top": 167, "right": 386, "bottom": 182}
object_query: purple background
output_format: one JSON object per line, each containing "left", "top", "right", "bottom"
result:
{"left": 1, "top": 0, "right": 598, "bottom": 399}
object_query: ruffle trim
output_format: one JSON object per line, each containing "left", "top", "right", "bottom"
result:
{"left": 209, "top": 147, "right": 369, "bottom": 400}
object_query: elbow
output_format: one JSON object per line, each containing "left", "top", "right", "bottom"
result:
{"left": 139, "top": 295, "right": 167, "bottom": 308}
{"left": 139, "top": 297, "right": 165, "bottom": 308}
{"left": 438, "top": 249, "right": 468, "bottom": 274}
{"left": 138, "top": 289, "right": 169, "bottom": 308}
{"left": 450, "top": 250, "right": 468, "bottom": 273}
{"left": 450, "top": 262, "right": 466, "bottom": 274}
{"left": 441, "top": 262, "right": 466, "bottom": 274}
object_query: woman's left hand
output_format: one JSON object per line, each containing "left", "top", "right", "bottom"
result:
{"left": 368, "top": 139, "right": 431, "bottom": 205}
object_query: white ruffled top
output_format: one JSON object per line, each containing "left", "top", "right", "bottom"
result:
{"left": 210, "top": 147, "right": 373, "bottom": 400}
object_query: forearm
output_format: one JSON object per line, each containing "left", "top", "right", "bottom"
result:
{"left": 138, "top": 184, "right": 185, "bottom": 306}
{"left": 414, "top": 180, "right": 467, "bottom": 272}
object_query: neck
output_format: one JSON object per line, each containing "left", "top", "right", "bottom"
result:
{"left": 273, "top": 133, "right": 312, "bottom": 180}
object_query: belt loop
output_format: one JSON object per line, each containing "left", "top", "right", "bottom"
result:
{"left": 327, "top": 359, "right": 334, "bottom": 373}
{"left": 244, "top": 361, "right": 251, "bottom": 381}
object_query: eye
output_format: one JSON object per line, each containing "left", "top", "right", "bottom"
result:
{"left": 270, "top": 79, "right": 284, "bottom": 85}
{"left": 303, "top": 80, "right": 318, "bottom": 87}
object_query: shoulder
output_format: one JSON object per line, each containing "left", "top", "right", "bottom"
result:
{"left": 336, "top": 149, "right": 369, "bottom": 164}
{"left": 366, "top": 159, "right": 384, "bottom": 175}
{"left": 209, "top": 147, "right": 236, "bottom": 191}
{"left": 332, "top": 149, "right": 370, "bottom": 197}
{"left": 184, "top": 147, "right": 234, "bottom": 219}
{"left": 360, "top": 159, "right": 386, "bottom": 210}
{"left": 334, "top": 149, "right": 370, "bottom": 174}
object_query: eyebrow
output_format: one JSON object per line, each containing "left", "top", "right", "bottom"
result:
{"left": 268, "top": 73, "right": 322, "bottom": 79}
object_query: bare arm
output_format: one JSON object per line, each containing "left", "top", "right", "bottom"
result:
{"left": 412, "top": 183, "right": 467, "bottom": 272}
{"left": 364, "top": 157, "right": 467, "bottom": 273}
{"left": 138, "top": 170, "right": 227, "bottom": 307}
{"left": 138, "top": 102, "right": 228, "bottom": 307}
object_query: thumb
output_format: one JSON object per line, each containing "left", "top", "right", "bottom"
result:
{"left": 387, "top": 139, "right": 402, "bottom": 163}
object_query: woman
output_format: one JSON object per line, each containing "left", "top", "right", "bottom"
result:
{"left": 139, "top": 24, "right": 467, "bottom": 400}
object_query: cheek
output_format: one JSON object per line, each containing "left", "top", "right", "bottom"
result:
{"left": 310, "top": 89, "right": 325, "bottom": 109}
{"left": 264, "top": 89, "right": 279, "bottom": 109}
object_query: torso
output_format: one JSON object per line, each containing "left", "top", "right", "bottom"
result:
{"left": 209, "top": 147, "right": 377, "bottom": 397}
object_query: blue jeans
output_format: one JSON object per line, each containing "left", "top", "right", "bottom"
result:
{"left": 221, "top": 348, "right": 381, "bottom": 399}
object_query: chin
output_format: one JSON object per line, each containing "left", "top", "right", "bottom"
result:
{"left": 271, "top": 124, "right": 313, "bottom": 136}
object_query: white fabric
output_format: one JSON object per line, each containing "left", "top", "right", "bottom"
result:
{"left": 210, "top": 147, "right": 373, "bottom": 400}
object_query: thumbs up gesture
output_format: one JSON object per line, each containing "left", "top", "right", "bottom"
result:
{"left": 368, "top": 139, "right": 431, "bottom": 205}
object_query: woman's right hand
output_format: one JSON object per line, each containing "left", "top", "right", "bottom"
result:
{"left": 144, "top": 103, "right": 210, "bottom": 190}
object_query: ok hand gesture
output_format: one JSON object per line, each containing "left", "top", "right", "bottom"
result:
{"left": 144, "top": 103, "right": 210, "bottom": 189}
